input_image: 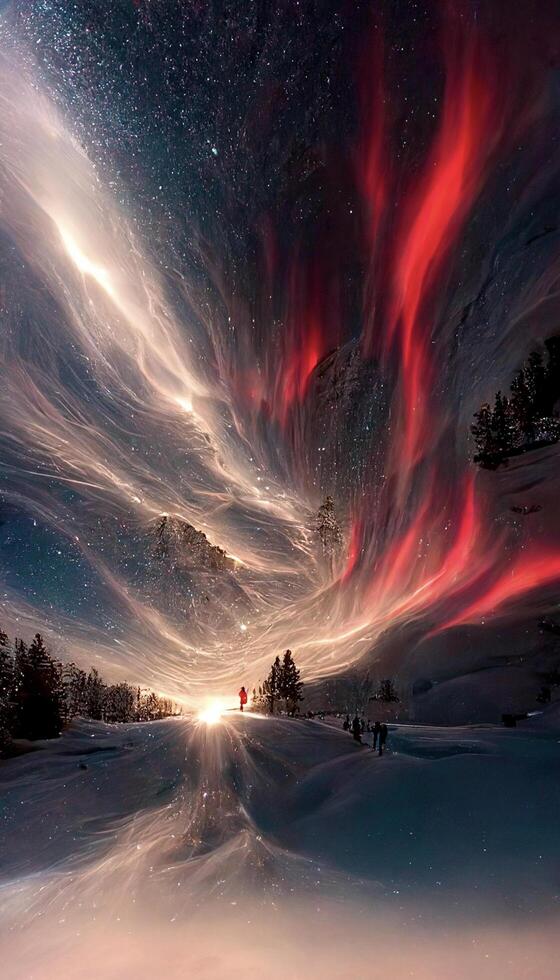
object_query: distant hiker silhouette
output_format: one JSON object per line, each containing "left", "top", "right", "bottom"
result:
{"left": 352, "top": 714, "right": 362, "bottom": 743}
{"left": 343, "top": 714, "right": 350, "bottom": 731}
{"left": 239, "top": 686, "right": 247, "bottom": 711}
{"left": 378, "top": 723, "right": 388, "bottom": 756}
{"left": 372, "top": 721, "right": 381, "bottom": 751}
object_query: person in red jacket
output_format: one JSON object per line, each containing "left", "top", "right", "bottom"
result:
{"left": 239, "top": 686, "right": 248, "bottom": 711}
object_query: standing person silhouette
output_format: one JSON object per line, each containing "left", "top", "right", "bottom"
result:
{"left": 239, "top": 686, "right": 248, "bottom": 711}
{"left": 351, "top": 714, "right": 362, "bottom": 743}
{"left": 379, "top": 723, "right": 388, "bottom": 756}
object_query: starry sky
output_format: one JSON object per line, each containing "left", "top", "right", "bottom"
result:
{"left": 0, "top": 0, "right": 559, "bottom": 702}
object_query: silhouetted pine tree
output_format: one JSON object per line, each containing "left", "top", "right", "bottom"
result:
{"left": 14, "top": 633, "right": 63, "bottom": 740}
{"left": 263, "top": 656, "right": 282, "bottom": 714}
{"left": 61, "top": 662, "right": 88, "bottom": 723}
{"left": 0, "top": 630, "right": 12, "bottom": 699}
{"left": 544, "top": 337, "right": 560, "bottom": 410}
{"left": 526, "top": 350, "right": 547, "bottom": 416}
{"left": 142, "top": 690, "right": 161, "bottom": 720}
{"left": 492, "top": 392, "right": 515, "bottom": 456}
{"left": 278, "top": 649, "right": 304, "bottom": 715}
{"left": 472, "top": 393, "right": 515, "bottom": 467}
{"left": 471, "top": 403, "right": 495, "bottom": 467}
{"left": 85, "top": 668, "right": 106, "bottom": 721}
{"left": 0, "top": 631, "right": 14, "bottom": 751}
{"left": 510, "top": 368, "right": 536, "bottom": 442}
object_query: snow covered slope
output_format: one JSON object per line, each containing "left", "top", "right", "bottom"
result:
{"left": 1, "top": 714, "right": 559, "bottom": 979}
{"left": 333, "top": 443, "right": 560, "bottom": 725}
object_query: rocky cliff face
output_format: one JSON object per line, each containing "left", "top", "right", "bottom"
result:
{"left": 152, "top": 516, "right": 236, "bottom": 573}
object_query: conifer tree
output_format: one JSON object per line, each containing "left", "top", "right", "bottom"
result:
{"left": 544, "top": 337, "right": 560, "bottom": 411}
{"left": 85, "top": 668, "right": 106, "bottom": 721}
{"left": 510, "top": 369, "right": 536, "bottom": 442}
{"left": 0, "top": 628, "right": 13, "bottom": 701}
{"left": 471, "top": 403, "right": 495, "bottom": 466}
{"left": 264, "top": 655, "right": 282, "bottom": 715}
{"left": 526, "top": 350, "right": 546, "bottom": 416}
{"left": 491, "top": 391, "right": 515, "bottom": 457}
{"left": 14, "top": 633, "right": 63, "bottom": 739}
{"left": 61, "top": 662, "right": 88, "bottom": 722}
{"left": 0, "top": 630, "right": 14, "bottom": 751}
{"left": 143, "top": 690, "right": 161, "bottom": 720}
{"left": 278, "top": 649, "right": 304, "bottom": 715}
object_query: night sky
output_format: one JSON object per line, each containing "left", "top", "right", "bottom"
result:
{"left": 1, "top": 0, "right": 560, "bottom": 702}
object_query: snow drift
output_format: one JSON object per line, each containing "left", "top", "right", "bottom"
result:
{"left": 1, "top": 713, "right": 559, "bottom": 979}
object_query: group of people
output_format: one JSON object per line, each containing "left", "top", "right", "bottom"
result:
{"left": 238, "top": 686, "right": 390, "bottom": 757}
{"left": 343, "top": 714, "right": 389, "bottom": 755}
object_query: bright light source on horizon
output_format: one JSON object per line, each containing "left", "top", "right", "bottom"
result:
{"left": 198, "top": 699, "right": 226, "bottom": 725}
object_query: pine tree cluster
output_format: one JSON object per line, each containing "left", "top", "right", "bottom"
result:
{"left": 472, "top": 337, "right": 560, "bottom": 469}
{"left": 0, "top": 628, "right": 179, "bottom": 756}
{"left": 254, "top": 649, "right": 304, "bottom": 716}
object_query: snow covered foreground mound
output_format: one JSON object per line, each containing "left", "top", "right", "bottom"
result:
{"left": 1, "top": 715, "right": 559, "bottom": 979}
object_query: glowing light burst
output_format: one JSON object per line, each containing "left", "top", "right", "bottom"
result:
{"left": 197, "top": 698, "right": 231, "bottom": 725}
{"left": 58, "top": 224, "right": 117, "bottom": 300}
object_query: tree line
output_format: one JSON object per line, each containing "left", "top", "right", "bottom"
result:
{"left": 252, "top": 649, "right": 304, "bottom": 715}
{"left": 0, "top": 628, "right": 179, "bottom": 756}
{"left": 472, "top": 336, "right": 560, "bottom": 469}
